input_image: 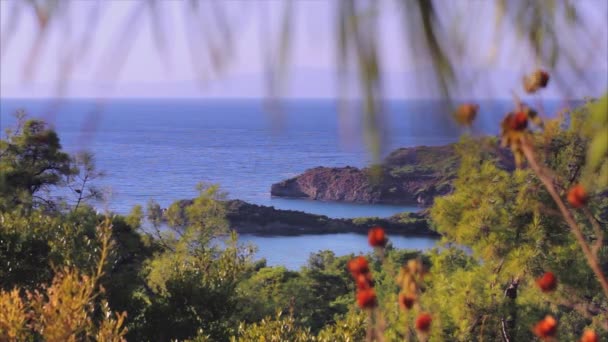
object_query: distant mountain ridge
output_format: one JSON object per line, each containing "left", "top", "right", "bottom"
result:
{"left": 2, "top": 68, "right": 606, "bottom": 99}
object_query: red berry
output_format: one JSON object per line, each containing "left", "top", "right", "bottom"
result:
{"left": 567, "top": 184, "right": 588, "bottom": 208}
{"left": 509, "top": 111, "right": 528, "bottom": 131}
{"left": 398, "top": 293, "right": 416, "bottom": 310}
{"left": 355, "top": 273, "right": 373, "bottom": 290}
{"left": 533, "top": 315, "right": 558, "bottom": 339}
{"left": 348, "top": 256, "right": 369, "bottom": 276}
{"left": 580, "top": 330, "right": 598, "bottom": 342}
{"left": 368, "top": 226, "right": 387, "bottom": 248}
{"left": 415, "top": 313, "right": 432, "bottom": 332}
{"left": 536, "top": 272, "right": 557, "bottom": 292}
{"left": 356, "top": 288, "right": 377, "bottom": 309}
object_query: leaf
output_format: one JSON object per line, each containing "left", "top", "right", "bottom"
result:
{"left": 587, "top": 129, "right": 608, "bottom": 171}
{"left": 589, "top": 93, "right": 608, "bottom": 125}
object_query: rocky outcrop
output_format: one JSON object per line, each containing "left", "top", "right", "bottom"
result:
{"left": 271, "top": 143, "right": 515, "bottom": 206}
{"left": 270, "top": 166, "right": 379, "bottom": 202}
{"left": 224, "top": 199, "right": 437, "bottom": 236}
{"left": 270, "top": 145, "right": 458, "bottom": 205}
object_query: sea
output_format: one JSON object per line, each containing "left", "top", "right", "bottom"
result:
{"left": 0, "top": 98, "right": 571, "bottom": 268}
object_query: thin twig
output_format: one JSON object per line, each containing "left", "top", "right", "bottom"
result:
{"left": 489, "top": 258, "right": 505, "bottom": 291}
{"left": 582, "top": 207, "right": 605, "bottom": 256}
{"left": 500, "top": 318, "right": 511, "bottom": 342}
{"left": 520, "top": 136, "right": 608, "bottom": 297}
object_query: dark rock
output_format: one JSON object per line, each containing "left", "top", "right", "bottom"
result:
{"left": 270, "top": 166, "right": 379, "bottom": 203}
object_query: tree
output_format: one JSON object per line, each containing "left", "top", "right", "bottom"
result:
{"left": 129, "top": 186, "right": 255, "bottom": 341}
{"left": 0, "top": 112, "right": 74, "bottom": 209}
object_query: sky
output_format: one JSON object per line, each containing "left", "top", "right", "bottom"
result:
{"left": 0, "top": 0, "right": 607, "bottom": 99}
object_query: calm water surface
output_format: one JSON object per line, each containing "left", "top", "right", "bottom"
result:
{"left": 240, "top": 233, "right": 438, "bottom": 269}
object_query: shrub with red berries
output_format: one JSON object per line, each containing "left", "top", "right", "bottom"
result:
{"left": 348, "top": 256, "right": 376, "bottom": 309}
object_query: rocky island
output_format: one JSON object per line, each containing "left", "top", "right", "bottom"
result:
{"left": 271, "top": 143, "right": 515, "bottom": 206}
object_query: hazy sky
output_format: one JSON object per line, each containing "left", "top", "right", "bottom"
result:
{"left": 1, "top": 0, "right": 607, "bottom": 98}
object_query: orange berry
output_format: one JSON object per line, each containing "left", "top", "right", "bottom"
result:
{"left": 368, "top": 226, "right": 387, "bottom": 248}
{"left": 536, "top": 272, "right": 557, "bottom": 292}
{"left": 398, "top": 293, "right": 416, "bottom": 310}
{"left": 348, "top": 256, "right": 369, "bottom": 276}
{"left": 538, "top": 70, "right": 550, "bottom": 88}
{"left": 533, "top": 315, "right": 558, "bottom": 339}
{"left": 415, "top": 313, "right": 432, "bottom": 332}
{"left": 454, "top": 103, "right": 479, "bottom": 126}
{"left": 510, "top": 111, "right": 528, "bottom": 131}
{"left": 567, "top": 184, "right": 588, "bottom": 208}
{"left": 524, "top": 69, "right": 550, "bottom": 93}
{"left": 356, "top": 288, "right": 377, "bottom": 309}
{"left": 580, "top": 330, "right": 598, "bottom": 342}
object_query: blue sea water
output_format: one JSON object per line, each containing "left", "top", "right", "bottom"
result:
{"left": 0, "top": 98, "right": 571, "bottom": 267}
{"left": 239, "top": 233, "right": 438, "bottom": 270}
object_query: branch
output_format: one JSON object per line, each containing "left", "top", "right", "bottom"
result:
{"left": 489, "top": 258, "right": 505, "bottom": 290}
{"left": 520, "top": 137, "right": 608, "bottom": 297}
{"left": 554, "top": 288, "right": 608, "bottom": 330}
{"left": 74, "top": 173, "right": 89, "bottom": 210}
{"left": 500, "top": 319, "right": 511, "bottom": 342}
{"left": 501, "top": 278, "right": 519, "bottom": 342}
{"left": 582, "top": 207, "right": 605, "bottom": 256}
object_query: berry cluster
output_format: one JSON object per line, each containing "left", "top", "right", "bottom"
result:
{"left": 349, "top": 227, "right": 435, "bottom": 338}
{"left": 524, "top": 70, "right": 550, "bottom": 93}
{"left": 348, "top": 256, "right": 377, "bottom": 309}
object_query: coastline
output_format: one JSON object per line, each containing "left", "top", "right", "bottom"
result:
{"left": 224, "top": 199, "right": 438, "bottom": 237}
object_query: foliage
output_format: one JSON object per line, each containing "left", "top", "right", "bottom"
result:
{"left": 231, "top": 312, "right": 315, "bottom": 342}
{"left": 426, "top": 101, "right": 608, "bottom": 340}
{"left": 0, "top": 219, "right": 128, "bottom": 341}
